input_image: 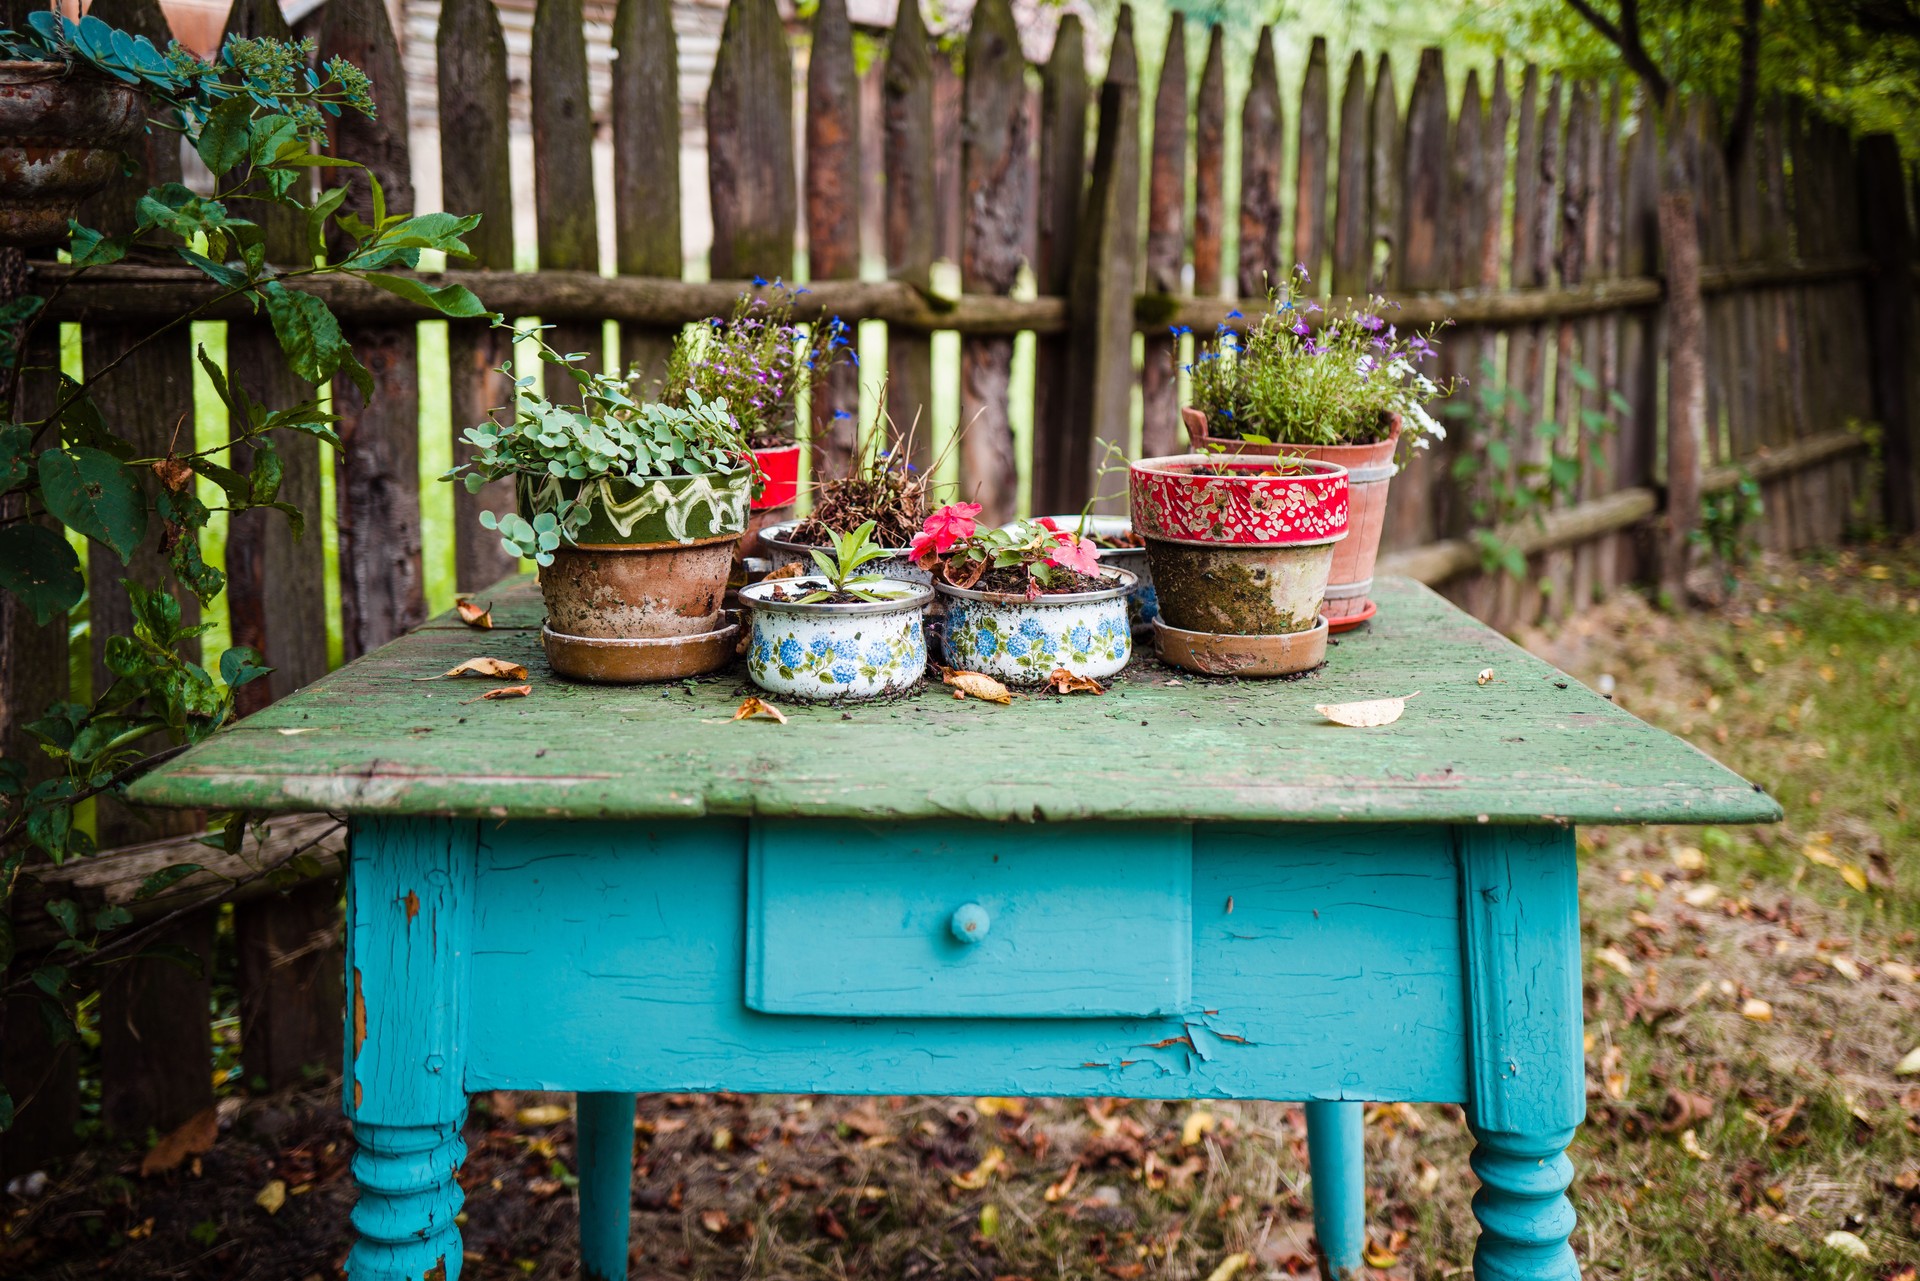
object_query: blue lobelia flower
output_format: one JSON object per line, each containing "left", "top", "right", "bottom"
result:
{"left": 974, "top": 627, "right": 999, "bottom": 657}
{"left": 778, "top": 636, "right": 803, "bottom": 666}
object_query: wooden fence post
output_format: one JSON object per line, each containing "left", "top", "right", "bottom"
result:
{"left": 1237, "top": 27, "right": 1282, "bottom": 298}
{"left": 1060, "top": 5, "right": 1140, "bottom": 513}
{"left": 1860, "top": 134, "right": 1917, "bottom": 532}
{"left": 532, "top": 0, "right": 602, "bottom": 372}
{"left": 1191, "top": 26, "right": 1225, "bottom": 299}
{"left": 612, "top": 0, "right": 683, "bottom": 386}
{"left": 708, "top": 0, "right": 795, "bottom": 282}
{"left": 1329, "top": 52, "right": 1368, "bottom": 298}
{"left": 438, "top": 0, "right": 518, "bottom": 593}
{"left": 1032, "top": 15, "right": 1088, "bottom": 499}
{"left": 1141, "top": 14, "right": 1187, "bottom": 458}
{"left": 1292, "top": 37, "right": 1330, "bottom": 290}
{"left": 1661, "top": 122, "right": 1706, "bottom": 604}
{"left": 882, "top": 0, "right": 935, "bottom": 468}
{"left": 958, "top": 0, "right": 1031, "bottom": 523}
{"left": 1386, "top": 48, "right": 1447, "bottom": 552}
{"left": 1367, "top": 54, "right": 1400, "bottom": 291}
{"left": 806, "top": 0, "right": 862, "bottom": 482}
{"left": 322, "top": 0, "right": 424, "bottom": 659}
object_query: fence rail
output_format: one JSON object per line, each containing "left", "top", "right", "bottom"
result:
{"left": 3, "top": 0, "right": 1916, "bottom": 1176}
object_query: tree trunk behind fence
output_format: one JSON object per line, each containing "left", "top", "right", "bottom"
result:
{"left": 323, "top": 0, "right": 424, "bottom": 659}
{"left": 958, "top": 0, "right": 1031, "bottom": 523}
{"left": 440, "top": 0, "right": 519, "bottom": 592}
{"left": 806, "top": 0, "right": 862, "bottom": 483}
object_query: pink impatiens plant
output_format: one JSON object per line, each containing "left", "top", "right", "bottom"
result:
{"left": 911, "top": 504, "right": 1105, "bottom": 597}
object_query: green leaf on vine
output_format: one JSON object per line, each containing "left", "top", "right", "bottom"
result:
{"left": 45, "top": 899, "right": 81, "bottom": 938}
{"left": 0, "top": 422, "right": 30, "bottom": 492}
{"left": 195, "top": 92, "right": 253, "bottom": 175}
{"left": 39, "top": 446, "right": 148, "bottom": 562}
{"left": 361, "top": 272, "right": 491, "bottom": 319}
{"left": 68, "top": 222, "right": 128, "bottom": 266}
{"left": 0, "top": 523, "right": 85, "bottom": 624}
{"left": 218, "top": 647, "right": 272, "bottom": 690}
{"left": 133, "top": 863, "right": 205, "bottom": 901}
{"left": 262, "top": 282, "right": 371, "bottom": 396}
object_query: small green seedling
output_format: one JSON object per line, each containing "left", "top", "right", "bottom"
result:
{"left": 802, "top": 520, "right": 909, "bottom": 603}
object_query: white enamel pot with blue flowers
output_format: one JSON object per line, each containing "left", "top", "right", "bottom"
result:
{"left": 740, "top": 576, "right": 933, "bottom": 701}
{"left": 936, "top": 567, "right": 1137, "bottom": 685}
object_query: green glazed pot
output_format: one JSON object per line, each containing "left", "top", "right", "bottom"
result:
{"left": 516, "top": 470, "right": 752, "bottom": 547}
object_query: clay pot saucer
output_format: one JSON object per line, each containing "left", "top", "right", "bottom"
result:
{"left": 1151, "top": 614, "right": 1328, "bottom": 678}
{"left": 542, "top": 613, "right": 742, "bottom": 683}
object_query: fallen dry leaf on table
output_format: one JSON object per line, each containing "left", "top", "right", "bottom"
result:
{"left": 425, "top": 657, "right": 528, "bottom": 681}
{"left": 1315, "top": 691, "right": 1419, "bottom": 727}
{"left": 942, "top": 667, "right": 1015, "bottom": 705}
{"left": 454, "top": 598, "right": 492, "bottom": 629}
{"left": 465, "top": 684, "right": 531, "bottom": 703}
{"left": 1047, "top": 667, "right": 1106, "bottom": 695}
{"left": 732, "top": 696, "right": 788, "bottom": 723}
{"left": 764, "top": 561, "right": 807, "bottom": 581}
{"left": 141, "top": 1104, "right": 219, "bottom": 1176}
{"left": 1477, "top": 667, "right": 1496, "bottom": 685}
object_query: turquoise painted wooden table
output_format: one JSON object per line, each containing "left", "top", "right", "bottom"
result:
{"left": 129, "top": 576, "right": 1779, "bottom": 1281}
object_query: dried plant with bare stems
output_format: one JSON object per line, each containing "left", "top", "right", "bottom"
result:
{"left": 789, "top": 403, "right": 958, "bottom": 551}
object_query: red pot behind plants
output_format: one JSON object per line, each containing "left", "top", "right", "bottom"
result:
{"left": 1183, "top": 406, "right": 1396, "bottom": 624}
{"left": 751, "top": 442, "right": 801, "bottom": 512}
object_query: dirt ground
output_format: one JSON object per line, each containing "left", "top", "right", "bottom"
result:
{"left": 4, "top": 545, "right": 1917, "bottom": 1281}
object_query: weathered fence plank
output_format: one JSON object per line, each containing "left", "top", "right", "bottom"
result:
{"left": 1237, "top": 28, "right": 1283, "bottom": 298}
{"left": 883, "top": 0, "right": 936, "bottom": 465}
{"left": 1330, "top": 52, "right": 1369, "bottom": 298}
{"left": 806, "top": 0, "right": 862, "bottom": 482}
{"left": 1861, "top": 133, "right": 1917, "bottom": 532}
{"left": 1292, "top": 36, "right": 1330, "bottom": 290}
{"left": 612, "top": 0, "right": 684, "bottom": 384}
{"left": 1191, "top": 26, "right": 1226, "bottom": 298}
{"left": 322, "top": 0, "right": 425, "bottom": 659}
{"left": 1141, "top": 14, "right": 1188, "bottom": 458}
{"left": 708, "top": 0, "right": 795, "bottom": 281}
{"left": 1367, "top": 54, "right": 1400, "bottom": 291}
{"left": 438, "top": 0, "right": 518, "bottom": 593}
{"left": 958, "top": 0, "right": 1032, "bottom": 523}
{"left": 532, "top": 0, "right": 602, "bottom": 373}
{"left": 1059, "top": 6, "right": 1140, "bottom": 514}
{"left": 1032, "top": 14, "right": 1088, "bottom": 492}
{"left": 1386, "top": 48, "right": 1448, "bottom": 552}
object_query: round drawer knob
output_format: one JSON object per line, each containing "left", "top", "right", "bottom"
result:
{"left": 950, "top": 902, "right": 991, "bottom": 944}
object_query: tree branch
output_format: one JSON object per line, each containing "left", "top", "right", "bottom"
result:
{"left": 1567, "top": 0, "right": 1672, "bottom": 107}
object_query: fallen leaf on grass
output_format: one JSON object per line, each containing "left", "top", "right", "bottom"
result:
{"left": 1671, "top": 845, "right": 1706, "bottom": 872}
{"left": 942, "top": 668, "right": 1015, "bottom": 705}
{"left": 1822, "top": 1230, "right": 1870, "bottom": 1261}
{"left": 1884, "top": 961, "right": 1918, "bottom": 984}
{"left": 951, "top": 1145, "right": 1005, "bottom": 1189}
{"left": 1683, "top": 883, "right": 1723, "bottom": 908}
{"left": 141, "top": 1104, "right": 219, "bottom": 1176}
{"left": 1896, "top": 1046, "right": 1920, "bottom": 1076}
{"left": 1181, "top": 1109, "right": 1217, "bottom": 1147}
{"left": 1830, "top": 955, "right": 1863, "bottom": 982}
{"left": 1841, "top": 863, "right": 1870, "bottom": 892}
{"left": 700, "top": 1209, "right": 729, "bottom": 1234}
{"left": 455, "top": 598, "right": 492, "bottom": 629}
{"left": 732, "top": 697, "right": 788, "bottom": 724}
{"left": 1593, "top": 946, "right": 1637, "bottom": 977}
{"left": 1679, "top": 1128, "right": 1710, "bottom": 1160}
{"left": 1047, "top": 668, "right": 1106, "bottom": 695}
{"left": 1363, "top": 1240, "right": 1400, "bottom": 1268}
{"left": 1043, "top": 1161, "right": 1080, "bottom": 1203}
{"left": 1660, "top": 1089, "right": 1716, "bottom": 1133}
{"left": 1315, "top": 692, "right": 1419, "bottom": 727}
{"left": 255, "top": 1179, "right": 287, "bottom": 1215}
{"left": 975, "top": 1096, "right": 1025, "bottom": 1117}
{"left": 465, "top": 684, "right": 531, "bottom": 703}
{"left": 423, "top": 657, "right": 528, "bottom": 681}
{"left": 1202, "top": 1252, "right": 1251, "bottom": 1281}
{"left": 1741, "top": 998, "right": 1774, "bottom": 1023}
{"left": 515, "top": 1104, "right": 570, "bottom": 1127}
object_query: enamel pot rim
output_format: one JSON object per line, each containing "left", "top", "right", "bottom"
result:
{"left": 740, "top": 575, "right": 934, "bottom": 617}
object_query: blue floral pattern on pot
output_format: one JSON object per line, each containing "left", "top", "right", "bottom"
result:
{"left": 936, "top": 568, "right": 1135, "bottom": 685}
{"left": 741, "top": 577, "right": 932, "bottom": 701}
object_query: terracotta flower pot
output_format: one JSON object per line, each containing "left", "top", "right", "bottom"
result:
{"left": 1129, "top": 453, "right": 1348, "bottom": 641}
{"left": 0, "top": 63, "right": 146, "bottom": 248}
{"left": 520, "top": 470, "right": 751, "bottom": 681}
{"left": 1182, "top": 406, "right": 1397, "bottom": 624}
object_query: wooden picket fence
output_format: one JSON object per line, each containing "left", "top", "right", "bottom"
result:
{"left": 2, "top": 0, "right": 1916, "bottom": 1173}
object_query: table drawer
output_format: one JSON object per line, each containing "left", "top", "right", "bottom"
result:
{"left": 745, "top": 820, "right": 1193, "bottom": 1019}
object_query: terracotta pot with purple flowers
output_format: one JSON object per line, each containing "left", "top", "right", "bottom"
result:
{"left": 1180, "top": 266, "right": 1455, "bottom": 626}
{"left": 663, "top": 283, "right": 853, "bottom": 553}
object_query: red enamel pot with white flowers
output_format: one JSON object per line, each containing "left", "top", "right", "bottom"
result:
{"left": 1129, "top": 453, "right": 1349, "bottom": 639}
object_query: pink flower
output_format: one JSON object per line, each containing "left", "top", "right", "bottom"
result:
{"left": 919, "top": 502, "right": 982, "bottom": 554}
{"left": 1046, "top": 533, "right": 1102, "bottom": 577}
{"left": 1034, "top": 516, "right": 1061, "bottom": 532}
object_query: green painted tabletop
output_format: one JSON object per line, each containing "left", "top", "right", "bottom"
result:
{"left": 127, "top": 576, "right": 1781, "bottom": 827}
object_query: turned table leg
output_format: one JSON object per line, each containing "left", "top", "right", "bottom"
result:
{"left": 576, "top": 1092, "right": 638, "bottom": 1281}
{"left": 1458, "top": 825, "right": 1585, "bottom": 1281}
{"left": 1304, "top": 1100, "right": 1365, "bottom": 1281}
{"left": 344, "top": 818, "right": 477, "bottom": 1281}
